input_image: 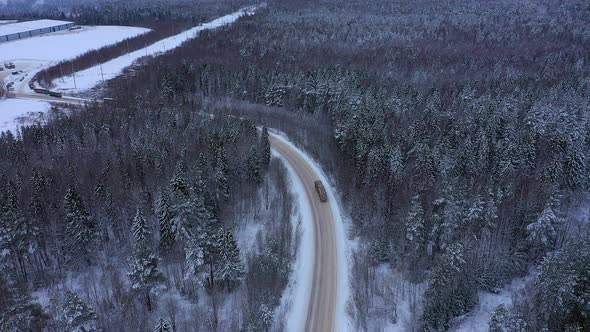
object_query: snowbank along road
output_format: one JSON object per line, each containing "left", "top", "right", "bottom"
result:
{"left": 269, "top": 134, "right": 340, "bottom": 332}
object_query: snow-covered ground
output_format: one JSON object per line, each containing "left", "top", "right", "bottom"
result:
{"left": 451, "top": 275, "right": 534, "bottom": 331}
{"left": 0, "top": 98, "right": 51, "bottom": 134}
{"left": 0, "top": 25, "right": 148, "bottom": 63}
{"left": 0, "top": 24, "right": 149, "bottom": 133}
{"left": 53, "top": 6, "right": 259, "bottom": 92}
{"left": 0, "top": 6, "right": 260, "bottom": 135}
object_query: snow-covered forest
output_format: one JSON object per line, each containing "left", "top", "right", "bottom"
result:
{"left": 2, "top": 0, "right": 590, "bottom": 331}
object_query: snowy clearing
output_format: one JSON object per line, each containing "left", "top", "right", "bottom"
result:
{"left": 269, "top": 131, "right": 352, "bottom": 331}
{"left": 0, "top": 23, "right": 149, "bottom": 134}
{"left": 0, "top": 98, "right": 51, "bottom": 134}
{"left": 52, "top": 5, "right": 259, "bottom": 92}
{"left": 451, "top": 274, "right": 534, "bottom": 331}
{"left": 0, "top": 25, "right": 149, "bottom": 63}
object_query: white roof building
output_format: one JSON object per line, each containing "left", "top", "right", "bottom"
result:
{"left": 0, "top": 19, "right": 75, "bottom": 43}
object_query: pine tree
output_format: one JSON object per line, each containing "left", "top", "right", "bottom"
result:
{"left": 405, "top": 195, "right": 425, "bottom": 254}
{"left": 423, "top": 242, "right": 474, "bottom": 330}
{"left": 526, "top": 204, "right": 563, "bottom": 254}
{"left": 245, "top": 145, "right": 262, "bottom": 183}
{"left": 157, "top": 192, "right": 176, "bottom": 250}
{"left": 63, "top": 187, "right": 97, "bottom": 268}
{"left": 154, "top": 317, "right": 172, "bottom": 332}
{"left": 58, "top": 291, "right": 97, "bottom": 332}
{"left": 132, "top": 208, "right": 149, "bottom": 247}
{"left": 128, "top": 208, "right": 165, "bottom": 311}
{"left": 160, "top": 73, "right": 174, "bottom": 100}
{"left": 260, "top": 126, "right": 271, "bottom": 168}
{"left": 489, "top": 304, "right": 527, "bottom": 332}
{"left": 170, "top": 164, "right": 189, "bottom": 198}
{"left": 217, "top": 228, "right": 244, "bottom": 290}
{"left": 214, "top": 150, "right": 230, "bottom": 204}
{"left": 0, "top": 181, "right": 36, "bottom": 281}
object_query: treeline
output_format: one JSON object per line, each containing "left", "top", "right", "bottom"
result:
{"left": 104, "top": 0, "right": 590, "bottom": 330}
{"left": 26, "top": 0, "right": 255, "bottom": 89}
{"left": 0, "top": 0, "right": 254, "bottom": 26}
{"left": 35, "top": 22, "right": 181, "bottom": 88}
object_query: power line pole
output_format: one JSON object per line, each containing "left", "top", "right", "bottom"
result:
{"left": 100, "top": 63, "right": 105, "bottom": 82}
{"left": 71, "top": 63, "right": 77, "bottom": 89}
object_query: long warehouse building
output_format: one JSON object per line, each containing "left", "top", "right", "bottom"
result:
{"left": 0, "top": 19, "right": 75, "bottom": 43}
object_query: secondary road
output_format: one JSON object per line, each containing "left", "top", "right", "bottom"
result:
{"left": 269, "top": 134, "right": 339, "bottom": 332}
{"left": 5, "top": 91, "right": 343, "bottom": 331}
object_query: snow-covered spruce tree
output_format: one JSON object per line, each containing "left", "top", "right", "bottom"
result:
{"left": 260, "top": 126, "right": 271, "bottom": 168}
{"left": 127, "top": 208, "right": 165, "bottom": 311}
{"left": 526, "top": 204, "right": 563, "bottom": 256}
{"left": 157, "top": 192, "right": 176, "bottom": 250}
{"left": 216, "top": 228, "right": 244, "bottom": 290}
{"left": 245, "top": 145, "right": 262, "bottom": 183}
{"left": 182, "top": 185, "right": 221, "bottom": 288}
{"left": 153, "top": 317, "right": 172, "bottom": 332}
{"left": 0, "top": 181, "right": 37, "bottom": 281}
{"left": 56, "top": 291, "right": 97, "bottom": 332}
{"left": 423, "top": 242, "right": 476, "bottom": 330}
{"left": 533, "top": 227, "right": 590, "bottom": 331}
{"left": 63, "top": 186, "right": 97, "bottom": 268}
{"left": 170, "top": 163, "right": 189, "bottom": 199}
{"left": 214, "top": 149, "right": 230, "bottom": 204}
{"left": 404, "top": 195, "right": 425, "bottom": 259}
{"left": 489, "top": 304, "right": 527, "bottom": 332}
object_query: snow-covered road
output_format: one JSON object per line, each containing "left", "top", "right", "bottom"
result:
{"left": 270, "top": 133, "right": 350, "bottom": 332}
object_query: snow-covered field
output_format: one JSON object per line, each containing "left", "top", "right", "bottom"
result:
{"left": 53, "top": 6, "right": 258, "bottom": 92}
{"left": 0, "top": 25, "right": 149, "bottom": 63}
{"left": 0, "top": 98, "right": 51, "bottom": 134}
{"left": 0, "top": 24, "right": 149, "bottom": 133}
{"left": 0, "top": 6, "right": 258, "bottom": 134}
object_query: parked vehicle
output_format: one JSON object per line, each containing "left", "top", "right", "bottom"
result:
{"left": 4, "top": 62, "right": 15, "bottom": 69}
{"left": 11, "top": 71, "right": 19, "bottom": 75}
{"left": 314, "top": 180, "right": 328, "bottom": 202}
{"left": 48, "top": 91, "right": 63, "bottom": 98}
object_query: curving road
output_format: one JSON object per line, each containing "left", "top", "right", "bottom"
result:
{"left": 269, "top": 134, "right": 339, "bottom": 332}
{"left": 6, "top": 90, "right": 343, "bottom": 331}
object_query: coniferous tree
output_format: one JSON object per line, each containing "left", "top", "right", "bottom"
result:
{"left": 214, "top": 149, "right": 230, "bottom": 204}
{"left": 157, "top": 192, "right": 176, "bottom": 250}
{"left": 526, "top": 204, "right": 562, "bottom": 254}
{"left": 217, "top": 228, "right": 244, "bottom": 290}
{"left": 128, "top": 208, "right": 165, "bottom": 311}
{"left": 489, "top": 304, "right": 527, "bottom": 332}
{"left": 260, "top": 126, "right": 271, "bottom": 168}
{"left": 57, "top": 291, "right": 97, "bottom": 332}
{"left": 245, "top": 145, "right": 262, "bottom": 183}
{"left": 405, "top": 195, "right": 425, "bottom": 256}
{"left": 63, "top": 187, "right": 97, "bottom": 268}
{"left": 0, "top": 182, "right": 36, "bottom": 281}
